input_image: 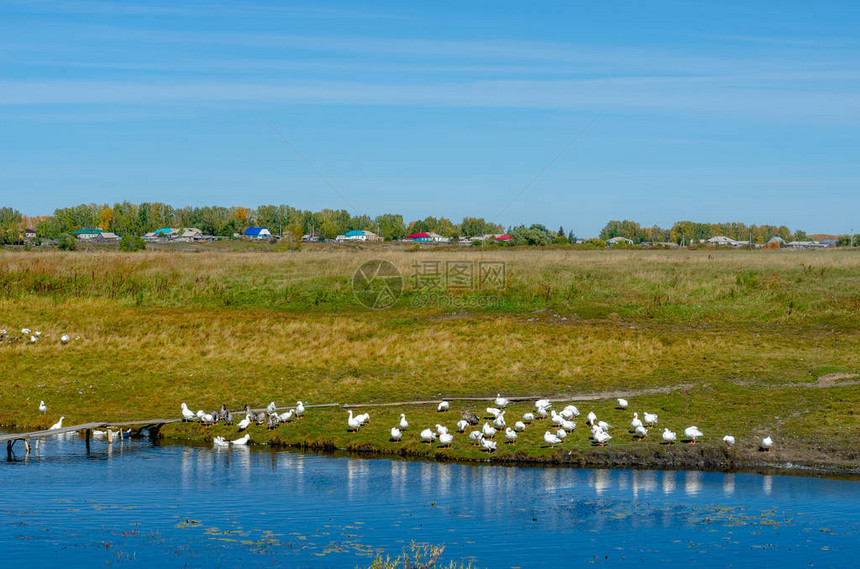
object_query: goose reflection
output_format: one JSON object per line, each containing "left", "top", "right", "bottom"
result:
{"left": 390, "top": 460, "right": 408, "bottom": 497}
{"left": 632, "top": 470, "right": 657, "bottom": 497}
{"left": 763, "top": 474, "right": 773, "bottom": 495}
{"left": 684, "top": 471, "right": 702, "bottom": 496}
{"left": 723, "top": 473, "right": 735, "bottom": 495}
{"left": 662, "top": 471, "right": 676, "bottom": 495}
{"left": 591, "top": 469, "right": 611, "bottom": 495}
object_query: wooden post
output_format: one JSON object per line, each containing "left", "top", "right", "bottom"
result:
{"left": 6, "top": 440, "right": 11, "bottom": 460}
{"left": 85, "top": 429, "right": 91, "bottom": 453}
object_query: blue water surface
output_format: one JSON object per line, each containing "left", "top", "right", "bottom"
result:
{"left": 1, "top": 433, "right": 857, "bottom": 568}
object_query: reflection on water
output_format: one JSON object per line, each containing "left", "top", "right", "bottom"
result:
{"left": 1, "top": 434, "right": 858, "bottom": 568}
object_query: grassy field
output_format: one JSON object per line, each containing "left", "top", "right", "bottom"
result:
{"left": 1, "top": 246, "right": 858, "bottom": 471}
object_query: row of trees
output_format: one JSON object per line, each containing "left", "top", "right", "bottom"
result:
{"left": 599, "top": 220, "right": 809, "bottom": 245}
{"left": 24, "top": 202, "right": 507, "bottom": 242}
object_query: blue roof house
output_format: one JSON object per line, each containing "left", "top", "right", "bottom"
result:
{"left": 244, "top": 227, "right": 272, "bottom": 239}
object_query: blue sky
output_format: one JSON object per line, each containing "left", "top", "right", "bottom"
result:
{"left": 1, "top": 0, "right": 858, "bottom": 235}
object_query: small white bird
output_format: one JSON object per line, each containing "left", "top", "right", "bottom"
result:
{"left": 514, "top": 421, "right": 526, "bottom": 432}
{"left": 29, "top": 335, "right": 37, "bottom": 343}
{"left": 535, "top": 399, "right": 551, "bottom": 410}
{"left": 266, "top": 401, "right": 277, "bottom": 414}
{"left": 420, "top": 428, "right": 437, "bottom": 442}
{"left": 522, "top": 412, "right": 534, "bottom": 423}
{"left": 439, "top": 432, "right": 454, "bottom": 447}
{"left": 231, "top": 434, "right": 251, "bottom": 445}
{"left": 347, "top": 410, "right": 362, "bottom": 432}
{"left": 49, "top": 416, "right": 64, "bottom": 430}
{"left": 180, "top": 403, "right": 196, "bottom": 422}
{"left": 556, "top": 428, "right": 567, "bottom": 440}
{"left": 486, "top": 407, "right": 502, "bottom": 418}
{"left": 399, "top": 414, "right": 409, "bottom": 430}
{"left": 630, "top": 412, "right": 643, "bottom": 430}
{"left": 634, "top": 425, "right": 648, "bottom": 440}
{"left": 561, "top": 419, "right": 576, "bottom": 431}
{"left": 722, "top": 435, "right": 736, "bottom": 447}
{"left": 35, "top": 331, "right": 41, "bottom": 337}
{"left": 761, "top": 436, "right": 773, "bottom": 452}
{"left": 213, "top": 436, "right": 229, "bottom": 447}
{"left": 482, "top": 422, "right": 496, "bottom": 438}
{"left": 480, "top": 437, "right": 497, "bottom": 453}
{"left": 356, "top": 412, "right": 370, "bottom": 425}
{"left": 437, "top": 401, "right": 449, "bottom": 412}
{"left": 684, "top": 426, "right": 704, "bottom": 444}
{"left": 563, "top": 404, "right": 580, "bottom": 418}
{"left": 643, "top": 412, "right": 658, "bottom": 428}
{"left": 436, "top": 424, "right": 449, "bottom": 435}
{"left": 38, "top": 400, "right": 47, "bottom": 414}
{"left": 201, "top": 412, "right": 216, "bottom": 425}
{"left": 587, "top": 411, "right": 598, "bottom": 425}
{"left": 390, "top": 427, "right": 402, "bottom": 441}
{"left": 237, "top": 414, "right": 252, "bottom": 431}
{"left": 662, "top": 428, "right": 677, "bottom": 444}
{"left": 468, "top": 430, "right": 483, "bottom": 444}
{"left": 505, "top": 427, "right": 518, "bottom": 444}
{"left": 617, "top": 398, "right": 629, "bottom": 409}
{"left": 278, "top": 409, "right": 294, "bottom": 422}
{"left": 60, "top": 334, "right": 70, "bottom": 344}
{"left": 543, "top": 431, "right": 562, "bottom": 445}
{"left": 456, "top": 420, "right": 469, "bottom": 432}
{"left": 535, "top": 406, "right": 549, "bottom": 419}
{"left": 21, "top": 328, "right": 31, "bottom": 335}
{"left": 494, "top": 394, "right": 509, "bottom": 408}
{"left": 594, "top": 429, "right": 612, "bottom": 446}
{"left": 295, "top": 401, "right": 305, "bottom": 417}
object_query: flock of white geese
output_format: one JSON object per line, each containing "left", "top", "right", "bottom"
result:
{"left": 175, "top": 395, "right": 775, "bottom": 454}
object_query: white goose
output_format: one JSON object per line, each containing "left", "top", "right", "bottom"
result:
{"left": 587, "top": 411, "right": 598, "bottom": 426}
{"left": 60, "top": 334, "right": 70, "bottom": 344}
{"left": 456, "top": 420, "right": 469, "bottom": 432}
{"left": 295, "top": 401, "right": 305, "bottom": 418}
{"left": 437, "top": 401, "right": 449, "bottom": 412}
{"left": 180, "top": 403, "right": 196, "bottom": 422}
{"left": 481, "top": 422, "right": 497, "bottom": 438}
{"left": 514, "top": 421, "right": 526, "bottom": 432}
{"left": 617, "top": 398, "right": 629, "bottom": 409}
{"left": 356, "top": 412, "right": 370, "bottom": 425}
{"left": 38, "top": 400, "right": 47, "bottom": 414}
{"left": 347, "top": 410, "right": 362, "bottom": 432}
{"left": 761, "top": 436, "right": 773, "bottom": 452}
{"left": 630, "top": 413, "right": 643, "bottom": 431}
{"left": 399, "top": 414, "right": 409, "bottom": 430}
{"left": 643, "top": 412, "right": 658, "bottom": 428}
{"left": 436, "top": 424, "right": 449, "bottom": 436}
{"left": 486, "top": 407, "right": 502, "bottom": 419}
{"left": 494, "top": 394, "right": 509, "bottom": 408}
{"left": 390, "top": 427, "right": 402, "bottom": 441}
{"left": 493, "top": 412, "right": 506, "bottom": 430}
{"left": 237, "top": 414, "right": 252, "bottom": 431}
{"left": 266, "top": 401, "right": 277, "bottom": 414}
{"left": 420, "top": 428, "right": 437, "bottom": 443}
{"left": 597, "top": 420, "right": 612, "bottom": 432}
{"left": 535, "top": 406, "right": 549, "bottom": 420}
{"left": 213, "top": 436, "right": 229, "bottom": 447}
{"left": 535, "top": 399, "right": 551, "bottom": 410}
{"left": 684, "top": 426, "right": 703, "bottom": 444}
{"left": 468, "top": 431, "right": 483, "bottom": 445}
{"left": 561, "top": 419, "right": 576, "bottom": 432}
{"left": 662, "top": 428, "right": 677, "bottom": 444}
{"left": 49, "top": 416, "right": 64, "bottom": 430}
{"left": 543, "top": 431, "right": 562, "bottom": 445}
{"left": 480, "top": 437, "right": 497, "bottom": 453}
{"left": 551, "top": 411, "right": 564, "bottom": 427}
{"left": 634, "top": 425, "right": 648, "bottom": 440}
{"left": 231, "top": 434, "right": 251, "bottom": 445}
{"left": 722, "top": 435, "right": 735, "bottom": 447}
{"left": 522, "top": 412, "right": 535, "bottom": 423}
{"left": 594, "top": 429, "right": 612, "bottom": 446}
{"left": 555, "top": 428, "right": 567, "bottom": 440}
{"left": 505, "top": 427, "right": 517, "bottom": 444}
{"left": 439, "top": 433, "right": 454, "bottom": 447}
{"left": 278, "top": 409, "right": 294, "bottom": 422}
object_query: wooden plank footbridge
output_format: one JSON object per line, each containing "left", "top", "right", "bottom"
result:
{"left": 0, "top": 418, "right": 182, "bottom": 458}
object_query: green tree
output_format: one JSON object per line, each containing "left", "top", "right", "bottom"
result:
{"left": 119, "top": 234, "right": 146, "bottom": 252}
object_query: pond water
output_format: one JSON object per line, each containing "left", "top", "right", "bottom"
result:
{"left": 1, "top": 433, "right": 858, "bottom": 568}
